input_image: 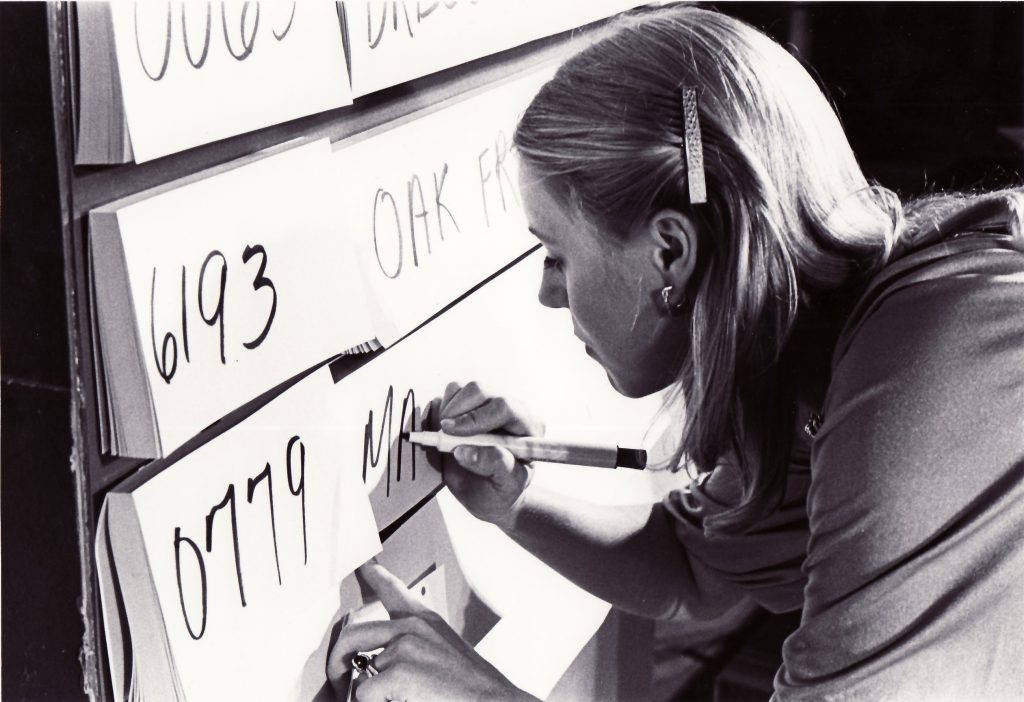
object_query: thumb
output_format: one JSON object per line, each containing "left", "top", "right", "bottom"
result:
{"left": 356, "top": 562, "right": 429, "bottom": 617}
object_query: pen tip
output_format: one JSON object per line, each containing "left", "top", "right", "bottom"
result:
{"left": 400, "top": 432, "right": 410, "bottom": 440}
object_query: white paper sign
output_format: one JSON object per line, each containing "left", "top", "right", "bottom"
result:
{"left": 126, "top": 368, "right": 381, "bottom": 702}
{"left": 331, "top": 68, "right": 551, "bottom": 346}
{"left": 110, "top": 1, "right": 351, "bottom": 162}
{"left": 113, "top": 140, "right": 376, "bottom": 455}
{"left": 346, "top": 0, "right": 644, "bottom": 97}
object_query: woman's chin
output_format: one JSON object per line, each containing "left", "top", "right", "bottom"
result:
{"left": 605, "top": 367, "right": 677, "bottom": 399}
{"left": 605, "top": 370, "right": 648, "bottom": 399}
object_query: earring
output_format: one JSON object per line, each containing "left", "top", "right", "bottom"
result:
{"left": 660, "top": 285, "right": 686, "bottom": 316}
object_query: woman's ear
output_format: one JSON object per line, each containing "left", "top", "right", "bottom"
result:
{"left": 646, "top": 209, "right": 699, "bottom": 293}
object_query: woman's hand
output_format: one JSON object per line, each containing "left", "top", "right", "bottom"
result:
{"left": 425, "top": 381, "right": 543, "bottom": 529}
{"left": 327, "top": 562, "right": 537, "bottom": 702}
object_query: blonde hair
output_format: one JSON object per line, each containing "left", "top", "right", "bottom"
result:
{"left": 515, "top": 4, "right": 1024, "bottom": 535}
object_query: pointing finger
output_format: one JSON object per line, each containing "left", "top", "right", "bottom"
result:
{"left": 357, "top": 563, "right": 430, "bottom": 618}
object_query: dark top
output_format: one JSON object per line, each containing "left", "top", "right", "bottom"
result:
{"left": 664, "top": 231, "right": 1024, "bottom": 699}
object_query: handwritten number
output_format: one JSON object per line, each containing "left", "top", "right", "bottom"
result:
{"left": 198, "top": 251, "right": 228, "bottom": 364}
{"left": 180, "top": 265, "right": 191, "bottom": 362}
{"left": 222, "top": 1, "right": 260, "bottom": 61}
{"left": 206, "top": 485, "right": 246, "bottom": 607}
{"left": 174, "top": 528, "right": 208, "bottom": 640}
{"left": 134, "top": 2, "right": 172, "bottom": 81}
{"left": 246, "top": 463, "right": 282, "bottom": 585}
{"left": 181, "top": 1, "right": 212, "bottom": 69}
{"left": 286, "top": 436, "right": 307, "bottom": 565}
{"left": 151, "top": 268, "right": 179, "bottom": 383}
{"left": 272, "top": 1, "right": 297, "bottom": 40}
{"left": 135, "top": 0, "right": 296, "bottom": 78}
{"left": 241, "top": 244, "right": 277, "bottom": 350}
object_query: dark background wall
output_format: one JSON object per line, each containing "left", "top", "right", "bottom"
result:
{"left": 1, "top": 3, "right": 1020, "bottom": 701}
{"left": 2, "top": 3, "right": 84, "bottom": 701}
{"left": 732, "top": 2, "right": 1023, "bottom": 194}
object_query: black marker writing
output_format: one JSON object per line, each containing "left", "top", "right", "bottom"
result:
{"left": 477, "top": 130, "right": 519, "bottom": 228}
{"left": 181, "top": 2, "right": 212, "bottom": 69}
{"left": 241, "top": 244, "right": 277, "bottom": 350}
{"left": 371, "top": 163, "right": 458, "bottom": 279}
{"left": 198, "top": 250, "right": 228, "bottom": 365}
{"left": 362, "top": 386, "right": 418, "bottom": 497}
{"left": 174, "top": 527, "right": 208, "bottom": 640}
{"left": 151, "top": 267, "right": 179, "bottom": 383}
{"left": 246, "top": 463, "right": 282, "bottom": 586}
{"left": 206, "top": 484, "right": 246, "bottom": 607}
{"left": 365, "top": 0, "right": 468, "bottom": 49}
{"left": 133, "top": 1, "right": 299, "bottom": 82}
{"left": 433, "top": 162, "right": 459, "bottom": 239}
{"left": 181, "top": 265, "right": 191, "bottom": 362}
{"left": 286, "top": 435, "right": 307, "bottom": 565}
{"left": 151, "top": 243, "right": 276, "bottom": 380}
{"left": 172, "top": 433, "right": 310, "bottom": 639}
{"left": 271, "top": 1, "right": 297, "bottom": 40}
{"left": 373, "top": 189, "right": 403, "bottom": 279}
{"left": 408, "top": 174, "right": 431, "bottom": 264}
{"left": 221, "top": 1, "right": 259, "bottom": 61}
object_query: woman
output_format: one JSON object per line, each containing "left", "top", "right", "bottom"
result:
{"left": 329, "top": 5, "right": 1024, "bottom": 700}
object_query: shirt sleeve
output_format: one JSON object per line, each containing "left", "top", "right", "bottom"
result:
{"left": 774, "top": 242, "right": 1024, "bottom": 700}
{"left": 664, "top": 454, "right": 812, "bottom": 616}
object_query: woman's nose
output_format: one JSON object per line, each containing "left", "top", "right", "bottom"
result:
{"left": 538, "top": 269, "right": 568, "bottom": 309}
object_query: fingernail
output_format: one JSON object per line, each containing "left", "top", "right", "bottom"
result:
{"left": 440, "top": 418, "right": 455, "bottom": 431}
{"left": 454, "top": 446, "right": 477, "bottom": 463}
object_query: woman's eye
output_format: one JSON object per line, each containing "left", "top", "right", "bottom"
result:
{"left": 543, "top": 256, "right": 563, "bottom": 271}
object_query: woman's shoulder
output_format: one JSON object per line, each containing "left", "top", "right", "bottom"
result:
{"left": 782, "top": 227, "right": 1024, "bottom": 701}
{"left": 834, "top": 230, "right": 1024, "bottom": 366}
{"left": 810, "top": 227, "right": 1024, "bottom": 570}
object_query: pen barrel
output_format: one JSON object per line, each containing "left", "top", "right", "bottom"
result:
{"left": 454, "top": 435, "right": 619, "bottom": 468}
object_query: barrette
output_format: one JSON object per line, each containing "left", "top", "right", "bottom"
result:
{"left": 681, "top": 87, "right": 707, "bottom": 205}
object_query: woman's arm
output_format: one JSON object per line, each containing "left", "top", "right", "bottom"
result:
{"left": 432, "top": 381, "right": 741, "bottom": 621}
{"left": 504, "top": 486, "right": 734, "bottom": 620}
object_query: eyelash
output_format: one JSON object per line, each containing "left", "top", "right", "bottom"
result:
{"left": 543, "top": 256, "right": 563, "bottom": 272}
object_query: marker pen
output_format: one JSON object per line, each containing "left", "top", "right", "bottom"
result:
{"left": 402, "top": 430, "right": 646, "bottom": 469}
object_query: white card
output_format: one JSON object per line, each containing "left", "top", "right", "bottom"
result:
{"left": 110, "top": 1, "right": 351, "bottom": 162}
{"left": 332, "top": 68, "right": 551, "bottom": 346}
{"left": 347, "top": 0, "right": 643, "bottom": 97}
{"left": 113, "top": 139, "right": 375, "bottom": 454}
{"left": 130, "top": 368, "right": 381, "bottom": 702}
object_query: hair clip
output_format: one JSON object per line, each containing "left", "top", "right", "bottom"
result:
{"left": 681, "top": 87, "right": 707, "bottom": 205}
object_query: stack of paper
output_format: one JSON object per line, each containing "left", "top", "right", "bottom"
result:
{"left": 89, "top": 139, "right": 377, "bottom": 458}
{"left": 76, "top": 2, "right": 351, "bottom": 164}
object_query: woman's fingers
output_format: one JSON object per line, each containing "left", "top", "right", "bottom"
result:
{"left": 439, "top": 381, "right": 487, "bottom": 420}
{"left": 441, "top": 381, "right": 461, "bottom": 409}
{"left": 421, "top": 398, "right": 442, "bottom": 431}
{"left": 327, "top": 619, "right": 396, "bottom": 680}
{"left": 328, "top": 616, "right": 438, "bottom": 675}
{"left": 442, "top": 396, "right": 544, "bottom": 437}
{"left": 436, "top": 381, "right": 544, "bottom": 437}
{"left": 452, "top": 445, "right": 516, "bottom": 480}
{"left": 357, "top": 563, "right": 430, "bottom": 618}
